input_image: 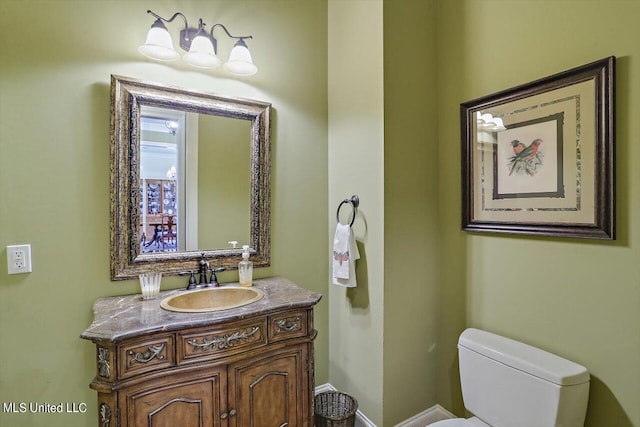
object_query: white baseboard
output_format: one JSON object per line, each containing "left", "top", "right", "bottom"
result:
{"left": 315, "top": 383, "right": 456, "bottom": 427}
{"left": 315, "top": 383, "right": 377, "bottom": 427}
{"left": 394, "top": 404, "right": 456, "bottom": 426}
{"left": 315, "top": 383, "right": 337, "bottom": 394}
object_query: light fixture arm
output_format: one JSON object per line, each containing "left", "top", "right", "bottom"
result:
{"left": 210, "top": 23, "right": 252, "bottom": 41}
{"left": 146, "top": 10, "right": 188, "bottom": 29}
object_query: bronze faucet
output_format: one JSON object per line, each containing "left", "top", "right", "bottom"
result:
{"left": 180, "top": 254, "right": 225, "bottom": 290}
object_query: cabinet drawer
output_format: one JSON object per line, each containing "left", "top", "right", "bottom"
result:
{"left": 178, "top": 318, "right": 267, "bottom": 364}
{"left": 268, "top": 310, "right": 308, "bottom": 342}
{"left": 118, "top": 335, "right": 175, "bottom": 379}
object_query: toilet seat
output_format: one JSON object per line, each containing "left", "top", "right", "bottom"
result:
{"left": 430, "top": 417, "right": 490, "bottom": 427}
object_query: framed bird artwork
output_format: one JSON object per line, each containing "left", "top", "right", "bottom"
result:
{"left": 461, "top": 56, "right": 615, "bottom": 240}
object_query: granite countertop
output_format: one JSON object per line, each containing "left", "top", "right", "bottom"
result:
{"left": 81, "top": 277, "right": 322, "bottom": 343}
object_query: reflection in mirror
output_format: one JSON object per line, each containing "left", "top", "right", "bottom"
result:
{"left": 140, "top": 107, "right": 181, "bottom": 253}
{"left": 194, "top": 115, "right": 251, "bottom": 250}
{"left": 111, "top": 75, "right": 271, "bottom": 280}
{"left": 139, "top": 107, "right": 252, "bottom": 254}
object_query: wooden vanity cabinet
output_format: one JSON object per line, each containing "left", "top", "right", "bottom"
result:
{"left": 87, "top": 307, "right": 316, "bottom": 427}
{"left": 229, "top": 344, "right": 308, "bottom": 426}
{"left": 119, "top": 366, "right": 223, "bottom": 427}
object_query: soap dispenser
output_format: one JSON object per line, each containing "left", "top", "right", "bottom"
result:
{"left": 238, "top": 245, "right": 253, "bottom": 287}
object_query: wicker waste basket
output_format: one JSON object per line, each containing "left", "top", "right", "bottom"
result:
{"left": 314, "top": 391, "right": 358, "bottom": 427}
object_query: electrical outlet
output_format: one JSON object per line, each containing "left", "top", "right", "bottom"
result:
{"left": 7, "top": 244, "right": 32, "bottom": 274}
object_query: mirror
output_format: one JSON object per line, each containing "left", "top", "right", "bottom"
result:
{"left": 110, "top": 75, "right": 271, "bottom": 280}
{"left": 138, "top": 106, "right": 252, "bottom": 253}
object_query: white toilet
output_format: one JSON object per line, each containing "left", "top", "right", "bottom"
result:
{"left": 431, "top": 328, "right": 590, "bottom": 427}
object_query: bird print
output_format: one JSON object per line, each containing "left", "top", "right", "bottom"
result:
{"left": 508, "top": 138, "right": 543, "bottom": 176}
{"left": 511, "top": 140, "right": 526, "bottom": 155}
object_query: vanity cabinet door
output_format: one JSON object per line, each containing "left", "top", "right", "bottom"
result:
{"left": 119, "top": 366, "right": 226, "bottom": 427}
{"left": 228, "top": 345, "right": 308, "bottom": 427}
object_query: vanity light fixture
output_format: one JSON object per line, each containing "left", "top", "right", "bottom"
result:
{"left": 139, "top": 10, "right": 258, "bottom": 76}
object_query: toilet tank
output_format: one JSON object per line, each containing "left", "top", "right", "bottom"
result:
{"left": 458, "top": 328, "right": 590, "bottom": 427}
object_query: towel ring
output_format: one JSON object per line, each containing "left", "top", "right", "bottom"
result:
{"left": 336, "top": 195, "right": 360, "bottom": 227}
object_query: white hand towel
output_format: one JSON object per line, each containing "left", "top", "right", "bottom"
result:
{"left": 332, "top": 223, "right": 360, "bottom": 287}
{"left": 333, "top": 223, "right": 350, "bottom": 279}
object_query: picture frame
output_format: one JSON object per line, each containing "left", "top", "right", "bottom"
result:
{"left": 461, "top": 56, "right": 615, "bottom": 239}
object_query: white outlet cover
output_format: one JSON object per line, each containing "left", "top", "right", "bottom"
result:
{"left": 7, "top": 244, "right": 32, "bottom": 274}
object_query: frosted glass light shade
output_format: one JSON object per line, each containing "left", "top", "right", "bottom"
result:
{"left": 183, "top": 34, "right": 221, "bottom": 68}
{"left": 138, "top": 20, "right": 179, "bottom": 61}
{"left": 223, "top": 41, "right": 257, "bottom": 76}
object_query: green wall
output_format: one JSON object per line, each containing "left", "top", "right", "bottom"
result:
{"left": 328, "top": 1, "right": 439, "bottom": 425}
{"left": 328, "top": 1, "right": 385, "bottom": 423}
{"left": 0, "top": 1, "right": 328, "bottom": 426}
{"left": 436, "top": 1, "right": 640, "bottom": 426}
{"left": 382, "top": 0, "right": 440, "bottom": 425}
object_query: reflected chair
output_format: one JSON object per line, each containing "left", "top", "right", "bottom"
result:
{"left": 160, "top": 214, "right": 176, "bottom": 250}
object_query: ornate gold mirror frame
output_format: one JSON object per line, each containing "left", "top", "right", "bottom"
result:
{"left": 110, "top": 75, "right": 271, "bottom": 280}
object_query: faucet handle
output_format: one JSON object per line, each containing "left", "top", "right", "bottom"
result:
{"left": 209, "top": 267, "right": 226, "bottom": 287}
{"left": 179, "top": 271, "right": 198, "bottom": 290}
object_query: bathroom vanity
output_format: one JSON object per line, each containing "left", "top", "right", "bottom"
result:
{"left": 81, "top": 277, "right": 321, "bottom": 427}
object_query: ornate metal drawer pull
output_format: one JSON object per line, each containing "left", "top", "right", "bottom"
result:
{"left": 276, "top": 317, "right": 301, "bottom": 332}
{"left": 128, "top": 343, "right": 166, "bottom": 366}
{"left": 188, "top": 326, "right": 260, "bottom": 352}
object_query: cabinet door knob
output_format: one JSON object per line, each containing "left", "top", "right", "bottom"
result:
{"left": 220, "top": 412, "right": 228, "bottom": 419}
{"left": 229, "top": 409, "right": 237, "bottom": 417}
